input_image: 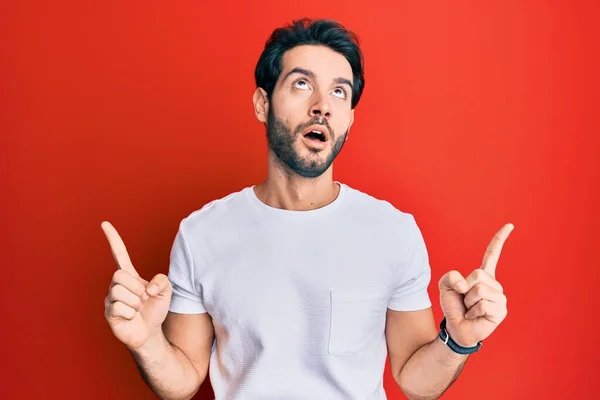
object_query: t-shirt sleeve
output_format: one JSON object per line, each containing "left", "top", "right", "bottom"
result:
{"left": 387, "top": 215, "right": 432, "bottom": 311}
{"left": 167, "top": 219, "right": 207, "bottom": 314}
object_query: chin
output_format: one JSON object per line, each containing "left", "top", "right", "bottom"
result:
{"left": 299, "top": 142, "right": 330, "bottom": 155}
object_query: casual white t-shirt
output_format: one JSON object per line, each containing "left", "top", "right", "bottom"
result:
{"left": 167, "top": 182, "right": 432, "bottom": 400}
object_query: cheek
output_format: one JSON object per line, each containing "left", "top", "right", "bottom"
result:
{"left": 279, "top": 108, "right": 307, "bottom": 133}
{"left": 333, "top": 111, "right": 352, "bottom": 133}
{"left": 273, "top": 88, "right": 308, "bottom": 112}
{"left": 271, "top": 95, "right": 302, "bottom": 124}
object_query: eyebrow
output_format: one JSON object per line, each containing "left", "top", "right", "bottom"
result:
{"left": 282, "top": 67, "right": 354, "bottom": 91}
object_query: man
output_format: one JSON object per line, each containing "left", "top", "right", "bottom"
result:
{"left": 102, "top": 18, "right": 513, "bottom": 400}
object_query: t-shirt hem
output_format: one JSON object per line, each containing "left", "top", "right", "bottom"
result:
{"left": 387, "top": 293, "right": 432, "bottom": 311}
{"left": 169, "top": 295, "right": 207, "bottom": 314}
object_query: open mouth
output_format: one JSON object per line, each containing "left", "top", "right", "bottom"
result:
{"left": 302, "top": 124, "right": 330, "bottom": 143}
{"left": 303, "top": 130, "right": 327, "bottom": 142}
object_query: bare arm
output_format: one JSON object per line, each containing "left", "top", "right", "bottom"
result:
{"left": 101, "top": 221, "right": 216, "bottom": 400}
{"left": 387, "top": 224, "right": 513, "bottom": 399}
{"left": 131, "top": 312, "right": 215, "bottom": 400}
{"left": 386, "top": 308, "right": 468, "bottom": 400}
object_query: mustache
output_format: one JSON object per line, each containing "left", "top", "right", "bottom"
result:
{"left": 294, "top": 117, "right": 334, "bottom": 139}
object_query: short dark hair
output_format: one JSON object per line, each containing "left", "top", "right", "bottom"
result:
{"left": 254, "top": 18, "right": 365, "bottom": 109}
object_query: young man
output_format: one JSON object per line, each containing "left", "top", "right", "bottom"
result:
{"left": 102, "top": 18, "right": 513, "bottom": 400}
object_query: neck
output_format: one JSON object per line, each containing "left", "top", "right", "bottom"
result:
{"left": 254, "top": 152, "right": 340, "bottom": 211}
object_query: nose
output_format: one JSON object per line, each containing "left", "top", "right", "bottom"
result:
{"left": 309, "top": 92, "right": 331, "bottom": 119}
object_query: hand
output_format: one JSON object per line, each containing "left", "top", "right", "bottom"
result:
{"left": 438, "top": 223, "right": 514, "bottom": 347}
{"left": 102, "top": 221, "right": 172, "bottom": 350}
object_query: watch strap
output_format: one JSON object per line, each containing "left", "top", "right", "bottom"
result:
{"left": 439, "top": 317, "right": 482, "bottom": 355}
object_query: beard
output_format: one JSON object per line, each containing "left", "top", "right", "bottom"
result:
{"left": 266, "top": 107, "right": 348, "bottom": 179}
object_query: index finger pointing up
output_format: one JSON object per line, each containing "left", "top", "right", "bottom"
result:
{"left": 101, "top": 221, "right": 139, "bottom": 278}
{"left": 480, "top": 223, "right": 514, "bottom": 278}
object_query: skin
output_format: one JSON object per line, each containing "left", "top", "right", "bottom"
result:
{"left": 252, "top": 44, "right": 355, "bottom": 211}
{"left": 101, "top": 43, "right": 514, "bottom": 400}
{"left": 388, "top": 223, "right": 513, "bottom": 399}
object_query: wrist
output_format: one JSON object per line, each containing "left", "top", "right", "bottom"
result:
{"left": 439, "top": 318, "right": 482, "bottom": 355}
{"left": 445, "top": 322, "right": 478, "bottom": 348}
{"left": 129, "top": 330, "right": 169, "bottom": 357}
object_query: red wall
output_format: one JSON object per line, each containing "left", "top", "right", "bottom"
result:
{"left": 2, "top": 1, "right": 598, "bottom": 399}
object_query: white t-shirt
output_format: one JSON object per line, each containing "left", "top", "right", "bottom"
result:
{"left": 167, "top": 182, "right": 432, "bottom": 400}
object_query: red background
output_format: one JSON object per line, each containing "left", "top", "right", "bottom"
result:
{"left": 1, "top": 1, "right": 599, "bottom": 399}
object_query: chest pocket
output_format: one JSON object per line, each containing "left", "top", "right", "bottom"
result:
{"left": 328, "top": 290, "right": 388, "bottom": 355}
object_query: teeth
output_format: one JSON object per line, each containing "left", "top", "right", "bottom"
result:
{"left": 304, "top": 129, "right": 326, "bottom": 142}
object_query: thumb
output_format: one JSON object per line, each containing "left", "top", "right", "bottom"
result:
{"left": 145, "top": 273, "right": 172, "bottom": 297}
{"left": 438, "top": 270, "right": 469, "bottom": 294}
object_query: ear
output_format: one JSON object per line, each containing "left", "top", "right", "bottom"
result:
{"left": 253, "top": 87, "right": 269, "bottom": 123}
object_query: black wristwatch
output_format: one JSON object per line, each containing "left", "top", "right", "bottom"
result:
{"left": 439, "top": 317, "right": 482, "bottom": 355}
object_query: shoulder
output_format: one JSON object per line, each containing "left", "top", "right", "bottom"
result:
{"left": 342, "top": 184, "right": 418, "bottom": 233}
{"left": 178, "top": 186, "right": 251, "bottom": 238}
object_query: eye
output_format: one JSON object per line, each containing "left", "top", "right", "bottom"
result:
{"left": 293, "top": 79, "right": 310, "bottom": 90}
{"left": 332, "top": 87, "right": 348, "bottom": 99}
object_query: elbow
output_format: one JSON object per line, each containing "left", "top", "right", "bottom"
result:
{"left": 396, "top": 371, "right": 441, "bottom": 400}
{"left": 159, "top": 390, "right": 200, "bottom": 400}
{"left": 402, "top": 393, "right": 441, "bottom": 400}
{"left": 182, "top": 391, "right": 200, "bottom": 400}
{"left": 155, "top": 379, "right": 203, "bottom": 400}
{"left": 404, "top": 395, "right": 441, "bottom": 400}
{"left": 400, "top": 388, "right": 441, "bottom": 400}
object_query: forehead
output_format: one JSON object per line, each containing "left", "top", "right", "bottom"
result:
{"left": 280, "top": 45, "right": 353, "bottom": 82}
